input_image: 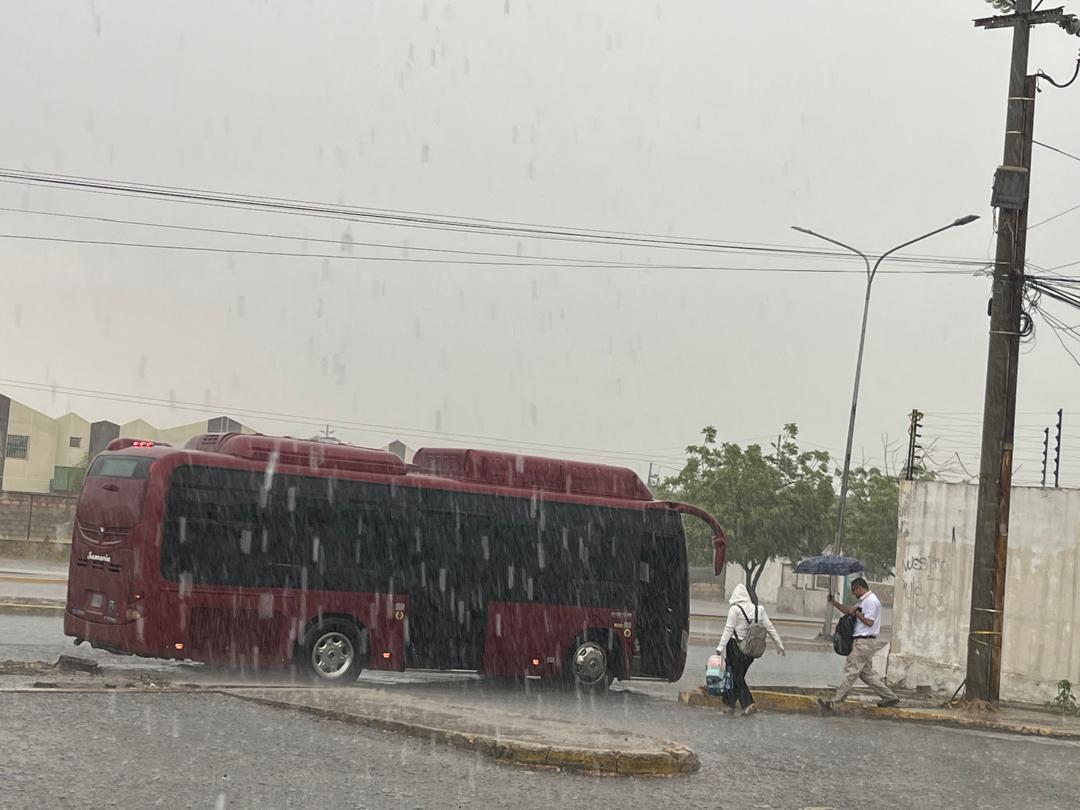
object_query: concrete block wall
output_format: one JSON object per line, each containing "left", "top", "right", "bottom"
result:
{"left": 0, "top": 491, "right": 76, "bottom": 561}
{"left": 889, "top": 479, "right": 1080, "bottom": 702}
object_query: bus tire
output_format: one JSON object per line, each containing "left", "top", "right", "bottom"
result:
{"left": 301, "top": 618, "right": 366, "bottom": 683}
{"left": 566, "top": 632, "right": 617, "bottom": 693}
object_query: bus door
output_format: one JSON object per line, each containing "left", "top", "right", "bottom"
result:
{"left": 405, "top": 503, "right": 490, "bottom": 671}
{"left": 634, "top": 513, "right": 689, "bottom": 680}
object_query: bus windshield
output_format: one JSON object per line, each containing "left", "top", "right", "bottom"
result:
{"left": 87, "top": 456, "right": 152, "bottom": 480}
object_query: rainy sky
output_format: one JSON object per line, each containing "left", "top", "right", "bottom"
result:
{"left": 2, "top": 1, "right": 1079, "bottom": 482}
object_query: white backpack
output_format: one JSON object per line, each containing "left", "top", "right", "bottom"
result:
{"left": 735, "top": 604, "right": 768, "bottom": 658}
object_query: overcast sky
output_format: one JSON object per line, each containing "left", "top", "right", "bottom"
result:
{"left": 2, "top": 1, "right": 1079, "bottom": 485}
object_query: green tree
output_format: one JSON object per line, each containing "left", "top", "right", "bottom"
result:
{"left": 841, "top": 464, "right": 935, "bottom": 580}
{"left": 659, "top": 424, "right": 835, "bottom": 599}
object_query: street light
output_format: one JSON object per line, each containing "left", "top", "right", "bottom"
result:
{"left": 791, "top": 214, "right": 980, "bottom": 637}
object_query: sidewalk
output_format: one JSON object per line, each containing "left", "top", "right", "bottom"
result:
{"left": 0, "top": 557, "right": 69, "bottom": 577}
{"left": 680, "top": 686, "right": 1080, "bottom": 740}
{"left": 0, "top": 558, "right": 67, "bottom": 612}
{"left": 692, "top": 598, "right": 894, "bottom": 629}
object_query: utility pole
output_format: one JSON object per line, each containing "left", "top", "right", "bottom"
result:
{"left": 905, "top": 409, "right": 923, "bottom": 481}
{"left": 965, "top": 0, "right": 1067, "bottom": 703}
{"left": 1054, "top": 408, "right": 1063, "bottom": 487}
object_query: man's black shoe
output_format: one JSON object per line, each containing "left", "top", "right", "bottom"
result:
{"left": 817, "top": 698, "right": 836, "bottom": 714}
{"left": 877, "top": 698, "right": 901, "bottom": 708}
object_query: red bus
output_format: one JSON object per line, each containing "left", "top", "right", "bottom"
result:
{"left": 64, "top": 433, "right": 726, "bottom": 689}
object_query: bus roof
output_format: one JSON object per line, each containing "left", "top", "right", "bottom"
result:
{"left": 411, "top": 447, "right": 653, "bottom": 502}
{"left": 177, "top": 433, "right": 653, "bottom": 502}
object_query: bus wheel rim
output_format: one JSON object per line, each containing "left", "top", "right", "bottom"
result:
{"left": 312, "top": 631, "right": 354, "bottom": 678}
{"left": 572, "top": 641, "right": 607, "bottom": 686}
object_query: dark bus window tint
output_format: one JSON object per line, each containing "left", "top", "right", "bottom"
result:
{"left": 88, "top": 455, "right": 151, "bottom": 480}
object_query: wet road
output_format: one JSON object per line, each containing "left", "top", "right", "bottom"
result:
{"left": 3, "top": 686, "right": 1078, "bottom": 809}
{"left": 0, "top": 613, "right": 840, "bottom": 692}
{"left": 2, "top": 615, "right": 1078, "bottom": 809}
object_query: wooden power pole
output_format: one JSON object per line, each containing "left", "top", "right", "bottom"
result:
{"left": 966, "top": 0, "right": 1070, "bottom": 703}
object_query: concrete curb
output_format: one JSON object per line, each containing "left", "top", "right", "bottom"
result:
{"left": 227, "top": 691, "right": 699, "bottom": 776}
{"left": 0, "top": 599, "right": 65, "bottom": 616}
{"left": 687, "top": 635, "right": 828, "bottom": 651}
{"left": 680, "top": 689, "right": 1080, "bottom": 740}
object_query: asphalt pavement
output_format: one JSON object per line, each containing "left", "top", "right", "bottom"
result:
{"left": 0, "top": 613, "right": 840, "bottom": 693}
{"left": 3, "top": 612, "right": 1079, "bottom": 808}
{"left": 3, "top": 687, "right": 1078, "bottom": 809}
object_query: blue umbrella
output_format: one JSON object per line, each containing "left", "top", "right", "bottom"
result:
{"left": 792, "top": 554, "right": 865, "bottom": 576}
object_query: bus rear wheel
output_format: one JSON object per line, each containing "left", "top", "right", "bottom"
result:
{"left": 301, "top": 620, "right": 366, "bottom": 683}
{"left": 567, "top": 638, "right": 614, "bottom": 692}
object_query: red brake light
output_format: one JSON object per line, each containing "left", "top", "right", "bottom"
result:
{"left": 530, "top": 658, "right": 541, "bottom": 667}
{"left": 381, "top": 651, "right": 392, "bottom": 660}
{"left": 106, "top": 438, "right": 171, "bottom": 451}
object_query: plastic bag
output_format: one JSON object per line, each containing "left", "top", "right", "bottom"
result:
{"left": 705, "top": 654, "right": 726, "bottom": 697}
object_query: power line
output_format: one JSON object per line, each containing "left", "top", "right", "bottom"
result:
{"left": 1028, "top": 201, "right": 1080, "bottom": 230}
{"left": 0, "top": 205, "right": 658, "bottom": 269}
{"left": 0, "top": 202, "right": 990, "bottom": 272}
{"left": 0, "top": 166, "right": 990, "bottom": 268}
{"left": 0, "top": 230, "right": 984, "bottom": 275}
{"left": 1033, "top": 139, "right": 1080, "bottom": 163}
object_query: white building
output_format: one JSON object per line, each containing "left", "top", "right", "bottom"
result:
{"left": 0, "top": 393, "right": 252, "bottom": 494}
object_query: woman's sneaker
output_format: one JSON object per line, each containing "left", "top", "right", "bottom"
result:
{"left": 742, "top": 704, "right": 758, "bottom": 717}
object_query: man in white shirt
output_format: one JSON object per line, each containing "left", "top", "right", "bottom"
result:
{"left": 818, "top": 577, "right": 900, "bottom": 712}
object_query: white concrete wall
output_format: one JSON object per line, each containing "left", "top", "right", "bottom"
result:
{"left": 52, "top": 413, "right": 90, "bottom": 468}
{"left": 889, "top": 479, "right": 1080, "bottom": 702}
{"left": 3, "top": 401, "right": 59, "bottom": 493}
{"left": 724, "top": 558, "right": 784, "bottom": 605}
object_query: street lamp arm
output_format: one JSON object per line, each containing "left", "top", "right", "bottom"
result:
{"left": 869, "top": 216, "right": 979, "bottom": 284}
{"left": 790, "top": 226, "right": 871, "bottom": 278}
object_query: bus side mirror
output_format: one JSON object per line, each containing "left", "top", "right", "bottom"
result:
{"left": 713, "top": 532, "right": 727, "bottom": 576}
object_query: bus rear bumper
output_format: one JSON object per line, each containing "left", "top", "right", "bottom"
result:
{"left": 64, "top": 610, "right": 162, "bottom": 659}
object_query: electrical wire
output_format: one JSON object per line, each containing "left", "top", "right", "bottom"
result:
{"left": 0, "top": 205, "right": 663, "bottom": 269}
{"left": 0, "top": 167, "right": 990, "bottom": 269}
{"left": 0, "top": 230, "right": 985, "bottom": 275}
{"left": 0, "top": 202, "right": 990, "bottom": 272}
{"left": 1033, "top": 140, "right": 1080, "bottom": 163}
{"left": 1028, "top": 202, "right": 1080, "bottom": 230}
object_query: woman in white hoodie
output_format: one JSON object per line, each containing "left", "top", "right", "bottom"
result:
{"left": 715, "top": 583, "right": 785, "bottom": 716}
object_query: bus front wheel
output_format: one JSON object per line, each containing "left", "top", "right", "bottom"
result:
{"left": 567, "top": 637, "right": 614, "bottom": 692}
{"left": 301, "top": 619, "right": 366, "bottom": 683}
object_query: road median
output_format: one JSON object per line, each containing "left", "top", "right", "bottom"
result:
{"left": 680, "top": 687, "right": 1080, "bottom": 740}
{"left": 227, "top": 687, "right": 699, "bottom": 776}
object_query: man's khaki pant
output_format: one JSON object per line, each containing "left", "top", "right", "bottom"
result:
{"left": 833, "top": 637, "right": 897, "bottom": 704}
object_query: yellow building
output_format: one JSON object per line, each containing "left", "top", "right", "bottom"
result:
{"left": 0, "top": 394, "right": 253, "bottom": 494}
